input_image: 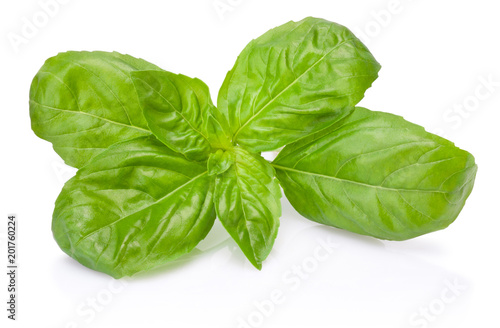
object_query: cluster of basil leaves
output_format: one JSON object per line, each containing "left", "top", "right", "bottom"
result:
{"left": 30, "top": 17, "right": 477, "bottom": 278}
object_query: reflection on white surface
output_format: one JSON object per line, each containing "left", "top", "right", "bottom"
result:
{"left": 48, "top": 198, "right": 471, "bottom": 328}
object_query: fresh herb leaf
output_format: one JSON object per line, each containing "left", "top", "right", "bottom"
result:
{"left": 273, "top": 107, "right": 477, "bottom": 240}
{"left": 131, "top": 70, "right": 231, "bottom": 161}
{"left": 218, "top": 17, "right": 381, "bottom": 152}
{"left": 213, "top": 147, "right": 281, "bottom": 269}
{"left": 30, "top": 51, "right": 161, "bottom": 168}
{"left": 52, "top": 136, "right": 216, "bottom": 278}
{"left": 29, "top": 18, "right": 477, "bottom": 277}
{"left": 207, "top": 149, "right": 235, "bottom": 176}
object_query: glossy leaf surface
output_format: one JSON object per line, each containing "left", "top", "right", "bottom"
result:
{"left": 30, "top": 51, "right": 161, "bottom": 168}
{"left": 131, "top": 70, "right": 231, "bottom": 161}
{"left": 207, "top": 149, "right": 234, "bottom": 176}
{"left": 214, "top": 147, "right": 281, "bottom": 269}
{"left": 52, "top": 136, "right": 215, "bottom": 278}
{"left": 218, "top": 17, "right": 381, "bottom": 152}
{"left": 273, "top": 107, "right": 477, "bottom": 240}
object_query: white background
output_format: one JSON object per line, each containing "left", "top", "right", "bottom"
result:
{"left": 1, "top": 0, "right": 499, "bottom": 327}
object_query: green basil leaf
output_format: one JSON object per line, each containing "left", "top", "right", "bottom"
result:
{"left": 52, "top": 136, "right": 215, "bottom": 278}
{"left": 207, "top": 149, "right": 234, "bottom": 176}
{"left": 131, "top": 70, "right": 231, "bottom": 161}
{"left": 273, "top": 107, "right": 477, "bottom": 241}
{"left": 213, "top": 147, "right": 281, "bottom": 269}
{"left": 30, "top": 51, "right": 161, "bottom": 168}
{"left": 218, "top": 17, "right": 381, "bottom": 152}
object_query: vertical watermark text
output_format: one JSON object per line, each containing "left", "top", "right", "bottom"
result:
{"left": 6, "top": 214, "right": 17, "bottom": 320}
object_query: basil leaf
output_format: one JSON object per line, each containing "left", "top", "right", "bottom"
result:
{"left": 52, "top": 136, "right": 215, "bottom": 278}
{"left": 273, "top": 107, "right": 477, "bottom": 241}
{"left": 207, "top": 149, "right": 234, "bottom": 176}
{"left": 218, "top": 17, "right": 380, "bottom": 152}
{"left": 131, "top": 70, "right": 231, "bottom": 161}
{"left": 30, "top": 51, "right": 161, "bottom": 168}
{"left": 213, "top": 147, "right": 281, "bottom": 269}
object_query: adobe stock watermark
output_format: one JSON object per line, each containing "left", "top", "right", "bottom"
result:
{"left": 52, "top": 160, "right": 77, "bottom": 186}
{"left": 352, "top": 0, "right": 418, "bottom": 45}
{"left": 236, "top": 237, "right": 338, "bottom": 328}
{"left": 62, "top": 278, "right": 128, "bottom": 328}
{"left": 213, "top": 0, "right": 245, "bottom": 21}
{"left": 7, "top": 0, "right": 72, "bottom": 53}
{"left": 409, "top": 278, "right": 467, "bottom": 328}
{"left": 433, "top": 74, "right": 499, "bottom": 138}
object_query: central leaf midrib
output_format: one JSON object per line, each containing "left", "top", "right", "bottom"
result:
{"left": 271, "top": 164, "right": 447, "bottom": 194}
{"left": 227, "top": 159, "right": 260, "bottom": 264}
{"left": 30, "top": 99, "right": 151, "bottom": 134}
{"left": 232, "top": 37, "right": 354, "bottom": 140}
{"left": 73, "top": 171, "right": 208, "bottom": 246}
{"left": 142, "top": 79, "right": 211, "bottom": 144}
